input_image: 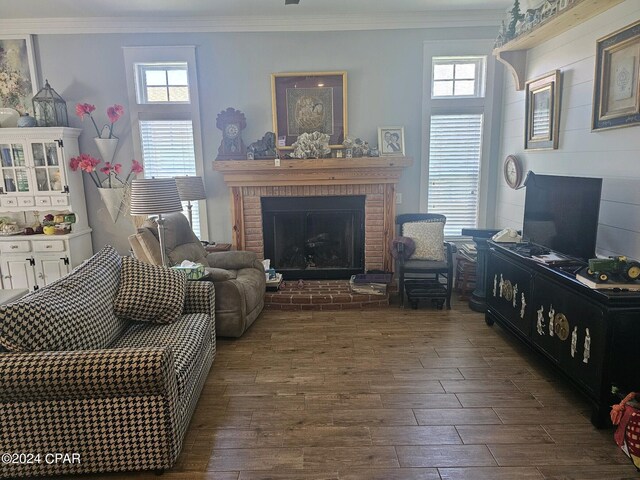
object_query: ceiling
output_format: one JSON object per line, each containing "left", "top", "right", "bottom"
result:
{"left": 0, "top": 0, "right": 513, "bottom": 34}
{"left": 0, "top": 0, "right": 513, "bottom": 19}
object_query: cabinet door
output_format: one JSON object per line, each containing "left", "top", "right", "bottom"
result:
{"left": 486, "top": 251, "right": 533, "bottom": 337}
{"left": 532, "top": 276, "right": 605, "bottom": 395}
{"left": 1, "top": 257, "right": 37, "bottom": 291}
{"left": 35, "top": 256, "right": 69, "bottom": 288}
{"left": 30, "top": 141, "right": 65, "bottom": 193}
{"left": 0, "top": 143, "right": 31, "bottom": 194}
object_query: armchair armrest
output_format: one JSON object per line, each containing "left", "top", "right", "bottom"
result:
{"left": 206, "top": 251, "right": 263, "bottom": 271}
{"left": 0, "top": 347, "right": 175, "bottom": 402}
{"left": 183, "top": 281, "right": 215, "bottom": 317}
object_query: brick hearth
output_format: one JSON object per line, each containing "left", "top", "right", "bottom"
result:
{"left": 264, "top": 280, "right": 389, "bottom": 311}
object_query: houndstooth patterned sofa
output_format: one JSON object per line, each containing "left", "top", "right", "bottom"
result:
{"left": 0, "top": 246, "right": 216, "bottom": 478}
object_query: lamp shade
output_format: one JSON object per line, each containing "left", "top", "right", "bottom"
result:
{"left": 129, "top": 178, "right": 183, "bottom": 215}
{"left": 175, "top": 176, "right": 206, "bottom": 201}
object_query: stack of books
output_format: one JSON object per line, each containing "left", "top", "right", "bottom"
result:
{"left": 458, "top": 243, "right": 477, "bottom": 262}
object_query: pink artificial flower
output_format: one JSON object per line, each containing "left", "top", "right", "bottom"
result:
{"left": 69, "top": 156, "right": 81, "bottom": 171}
{"left": 113, "top": 163, "right": 122, "bottom": 175}
{"left": 100, "top": 162, "right": 112, "bottom": 175}
{"left": 79, "top": 154, "right": 100, "bottom": 173}
{"left": 131, "top": 159, "right": 143, "bottom": 174}
{"left": 106, "top": 104, "right": 124, "bottom": 123}
{"left": 75, "top": 103, "right": 96, "bottom": 119}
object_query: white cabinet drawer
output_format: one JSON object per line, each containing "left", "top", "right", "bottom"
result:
{"left": 0, "top": 197, "right": 18, "bottom": 208}
{"left": 33, "top": 240, "right": 66, "bottom": 252}
{"left": 18, "top": 197, "right": 35, "bottom": 207}
{"left": 35, "top": 196, "right": 52, "bottom": 207}
{"left": 0, "top": 241, "right": 31, "bottom": 253}
{"left": 51, "top": 196, "right": 69, "bottom": 206}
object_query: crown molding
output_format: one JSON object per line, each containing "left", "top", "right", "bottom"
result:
{"left": 0, "top": 10, "right": 502, "bottom": 35}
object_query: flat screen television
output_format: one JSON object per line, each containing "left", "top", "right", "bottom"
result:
{"left": 522, "top": 172, "right": 602, "bottom": 260}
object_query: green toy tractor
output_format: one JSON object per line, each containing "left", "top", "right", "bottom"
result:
{"left": 587, "top": 256, "right": 640, "bottom": 283}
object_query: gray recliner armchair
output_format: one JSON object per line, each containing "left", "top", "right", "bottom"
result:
{"left": 128, "top": 213, "right": 265, "bottom": 337}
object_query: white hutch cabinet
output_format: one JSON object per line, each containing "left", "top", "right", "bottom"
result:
{"left": 0, "top": 127, "right": 93, "bottom": 291}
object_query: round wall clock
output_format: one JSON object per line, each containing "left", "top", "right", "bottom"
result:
{"left": 504, "top": 155, "right": 523, "bottom": 189}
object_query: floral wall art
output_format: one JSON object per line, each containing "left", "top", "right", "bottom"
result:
{"left": 0, "top": 36, "right": 38, "bottom": 113}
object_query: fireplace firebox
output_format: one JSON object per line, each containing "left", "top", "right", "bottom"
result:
{"left": 262, "top": 196, "right": 365, "bottom": 279}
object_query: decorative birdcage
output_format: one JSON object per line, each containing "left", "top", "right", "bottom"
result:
{"left": 32, "top": 79, "right": 69, "bottom": 127}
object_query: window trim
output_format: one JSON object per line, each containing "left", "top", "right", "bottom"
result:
{"left": 123, "top": 46, "right": 208, "bottom": 238}
{"left": 421, "top": 39, "right": 501, "bottom": 239}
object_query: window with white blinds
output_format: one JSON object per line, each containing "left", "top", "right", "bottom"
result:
{"left": 139, "top": 120, "right": 201, "bottom": 237}
{"left": 427, "top": 114, "right": 483, "bottom": 236}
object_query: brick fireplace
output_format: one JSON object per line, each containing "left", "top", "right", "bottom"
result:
{"left": 213, "top": 156, "right": 412, "bottom": 274}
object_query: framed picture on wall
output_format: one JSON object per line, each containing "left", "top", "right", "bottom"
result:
{"left": 378, "top": 126, "right": 405, "bottom": 156}
{"left": 592, "top": 20, "right": 640, "bottom": 131}
{"left": 525, "top": 70, "right": 561, "bottom": 150}
{"left": 0, "top": 35, "right": 38, "bottom": 113}
{"left": 271, "top": 71, "right": 347, "bottom": 149}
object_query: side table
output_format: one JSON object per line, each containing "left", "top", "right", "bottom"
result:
{"left": 461, "top": 228, "right": 500, "bottom": 313}
{"left": 205, "top": 243, "right": 232, "bottom": 252}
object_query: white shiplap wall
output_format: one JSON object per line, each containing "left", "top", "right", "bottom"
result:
{"left": 495, "top": 0, "right": 640, "bottom": 258}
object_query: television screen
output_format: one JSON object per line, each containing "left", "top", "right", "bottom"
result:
{"left": 523, "top": 173, "right": 602, "bottom": 260}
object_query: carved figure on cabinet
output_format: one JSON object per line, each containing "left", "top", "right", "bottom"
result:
{"left": 512, "top": 283, "right": 518, "bottom": 308}
{"left": 499, "top": 274, "right": 504, "bottom": 298}
{"left": 583, "top": 328, "right": 591, "bottom": 364}
{"left": 493, "top": 274, "right": 498, "bottom": 297}
{"left": 548, "top": 305, "right": 555, "bottom": 337}
{"left": 537, "top": 306, "right": 545, "bottom": 335}
{"left": 571, "top": 326, "right": 578, "bottom": 358}
{"left": 520, "top": 293, "right": 526, "bottom": 318}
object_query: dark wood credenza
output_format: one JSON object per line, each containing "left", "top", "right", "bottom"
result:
{"left": 485, "top": 242, "right": 640, "bottom": 427}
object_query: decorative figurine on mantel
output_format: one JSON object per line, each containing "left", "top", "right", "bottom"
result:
{"left": 216, "top": 107, "right": 247, "bottom": 160}
{"left": 290, "top": 131, "right": 331, "bottom": 159}
{"left": 247, "top": 132, "right": 277, "bottom": 159}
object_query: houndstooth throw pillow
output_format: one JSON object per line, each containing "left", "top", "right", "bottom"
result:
{"left": 403, "top": 220, "right": 446, "bottom": 261}
{"left": 0, "top": 245, "right": 126, "bottom": 352}
{"left": 114, "top": 256, "right": 186, "bottom": 324}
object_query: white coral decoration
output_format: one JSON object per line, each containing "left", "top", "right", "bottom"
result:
{"left": 291, "top": 131, "right": 331, "bottom": 159}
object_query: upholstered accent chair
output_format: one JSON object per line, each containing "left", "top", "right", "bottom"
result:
{"left": 394, "top": 213, "right": 455, "bottom": 309}
{"left": 129, "top": 213, "right": 265, "bottom": 337}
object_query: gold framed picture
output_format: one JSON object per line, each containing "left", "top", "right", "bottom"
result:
{"left": 271, "top": 71, "right": 347, "bottom": 149}
{"left": 592, "top": 20, "right": 640, "bottom": 131}
{"left": 525, "top": 70, "right": 561, "bottom": 150}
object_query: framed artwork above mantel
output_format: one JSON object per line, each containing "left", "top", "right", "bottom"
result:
{"left": 271, "top": 71, "right": 347, "bottom": 150}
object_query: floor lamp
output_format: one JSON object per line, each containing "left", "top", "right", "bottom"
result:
{"left": 174, "top": 175, "right": 206, "bottom": 228}
{"left": 130, "top": 178, "right": 183, "bottom": 267}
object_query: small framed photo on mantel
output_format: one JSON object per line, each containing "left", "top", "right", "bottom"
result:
{"left": 378, "top": 126, "right": 405, "bottom": 156}
{"left": 525, "top": 70, "right": 561, "bottom": 150}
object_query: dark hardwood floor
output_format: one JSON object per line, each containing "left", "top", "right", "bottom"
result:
{"left": 91, "top": 302, "right": 640, "bottom": 480}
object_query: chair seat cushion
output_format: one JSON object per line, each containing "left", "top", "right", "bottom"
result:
{"left": 0, "top": 245, "right": 126, "bottom": 352}
{"left": 402, "top": 259, "right": 449, "bottom": 271}
{"left": 114, "top": 256, "right": 187, "bottom": 324}
{"left": 403, "top": 221, "right": 445, "bottom": 261}
{"left": 111, "top": 313, "right": 211, "bottom": 398}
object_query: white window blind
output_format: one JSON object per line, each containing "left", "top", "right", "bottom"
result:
{"left": 139, "top": 119, "right": 201, "bottom": 237}
{"left": 427, "top": 114, "right": 483, "bottom": 236}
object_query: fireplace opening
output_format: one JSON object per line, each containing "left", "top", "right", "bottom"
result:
{"left": 262, "top": 196, "right": 365, "bottom": 280}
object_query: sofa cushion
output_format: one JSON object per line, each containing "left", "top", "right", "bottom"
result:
{"left": 115, "top": 256, "right": 187, "bottom": 324}
{"left": 0, "top": 245, "right": 125, "bottom": 352}
{"left": 402, "top": 220, "right": 445, "bottom": 261}
{"left": 111, "top": 313, "right": 212, "bottom": 398}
